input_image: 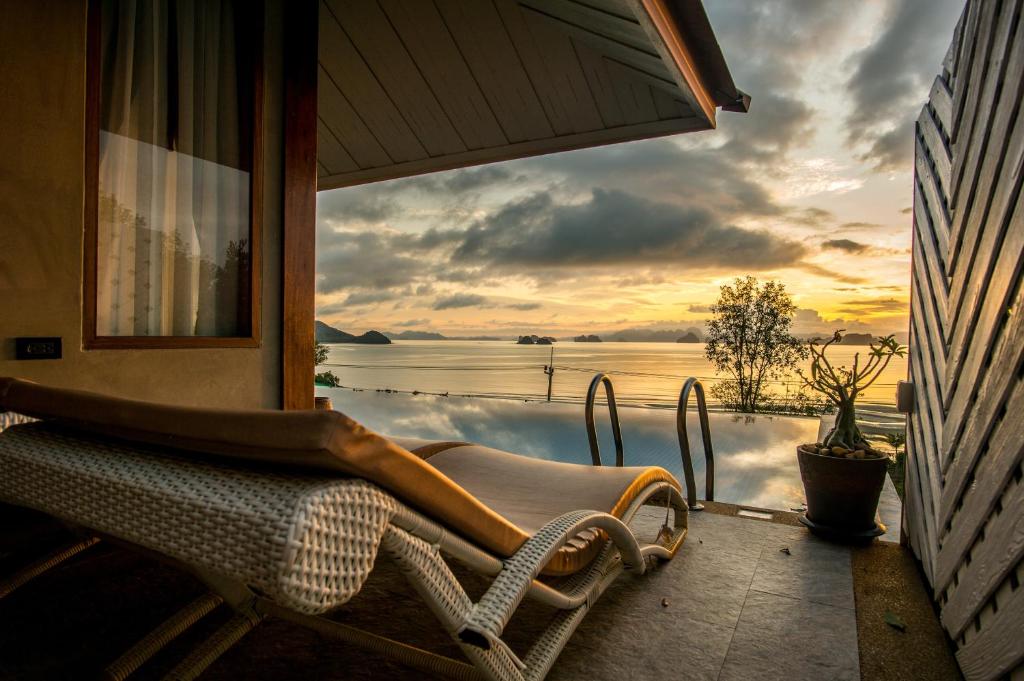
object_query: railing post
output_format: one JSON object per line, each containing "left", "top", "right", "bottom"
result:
{"left": 676, "top": 377, "right": 715, "bottom": 510}
{"left": 584, "top": 373, "right": 624, "bottom": 466}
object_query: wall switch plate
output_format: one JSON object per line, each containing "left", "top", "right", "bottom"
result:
{"left": 15, "top": 337, "right": 62, "bottom": 360}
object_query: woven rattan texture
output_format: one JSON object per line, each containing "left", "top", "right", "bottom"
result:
{"left": 0, "top": 423, "right": 396, "bottom": 614}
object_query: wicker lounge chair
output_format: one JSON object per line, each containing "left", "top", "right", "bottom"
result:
{"left": 0, "top": 377, "right": 687, "bottom": 681}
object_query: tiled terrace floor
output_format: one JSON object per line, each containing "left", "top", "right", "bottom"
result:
{"left": 549, "top": 507, "right": 860, "bottom": 681}
{"left": 0, "top": 504, "right": 957, "bottom": 681}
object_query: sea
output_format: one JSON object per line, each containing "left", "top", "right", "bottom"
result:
{"left": 317, "top": 340, "right": 907, "bottom": 416}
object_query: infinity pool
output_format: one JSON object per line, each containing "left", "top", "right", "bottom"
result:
{"left": 316, "top": 388, "right": 901, "bottom": 534}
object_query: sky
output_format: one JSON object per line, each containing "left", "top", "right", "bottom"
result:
{"left": 315, "top": 0, "right": 964, "bottom": 339}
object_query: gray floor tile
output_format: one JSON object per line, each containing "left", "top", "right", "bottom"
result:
{"left": 749, "top": 530, "right": 854, "bottom": 609}
{"left": 718, "top": 590, "right": 859, "bottom": 681}
{"left": 549, "top": 610, "right": 733, "bottom": 681}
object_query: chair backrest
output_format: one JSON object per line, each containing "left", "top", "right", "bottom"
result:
{"left": 0, "top": 377, "right": 529, "bottom": 558}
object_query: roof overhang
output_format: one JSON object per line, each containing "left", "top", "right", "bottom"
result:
{"left": 316, "top": 0, "right": 745, "bottom": 191}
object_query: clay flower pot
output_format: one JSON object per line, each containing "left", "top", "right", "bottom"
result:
{"left": 796, "top": 444, "right": 888, "bottom": 540}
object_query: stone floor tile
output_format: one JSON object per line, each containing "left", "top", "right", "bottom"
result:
{"left": 549, "top": 610, "right": 733, "bottom": 681}
{"left": 718, "top": 590, "right": 859, "bottom": 681}
{"left": 750, "top": 532, "right": 854, "bottom": 609}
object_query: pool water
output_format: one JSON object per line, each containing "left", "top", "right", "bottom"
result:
{"left": 320, "top": 387, "right": 881, "bottom": 512}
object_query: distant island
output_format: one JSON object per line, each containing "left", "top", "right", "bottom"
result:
{"left": 574, "top": 334, "right": 602, "bottom": 342}
{"left": 676, "top": 332, "right": 701, "bottom": 343}
{"left": 517, "top": 334, "right": 557, "bottom": 345}
{"left": 606, "top": 327, "right": 704, "bottom": 343}
{"left": 384, "top": 330, "right": 501, "bottom": 341}
{"left": 838, "top": 333, "right": 875, "bottom": 345}
{"left": 315, "top": 320, "right": 391, "bottom": 344}
{"left": 386, "top": 330, "right": 447, "bottom": 341}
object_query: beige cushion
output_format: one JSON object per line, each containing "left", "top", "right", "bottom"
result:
{"left": 0, "top": 377, "right": 679, "bottom": 576}
{"left": 424, "top": 444, "right": 678, "bottom": 574}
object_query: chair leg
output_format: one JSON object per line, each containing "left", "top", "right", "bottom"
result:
{"left": 161, "top": 609, "right": 264, "bottom": 681}
{"left": 103, "top": 592, "right": 224, "bottom": 681}
{"left": 0, "top": 536, "right": 99, "bottom": 599}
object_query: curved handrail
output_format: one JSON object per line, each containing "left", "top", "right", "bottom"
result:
{"left": 676, "top": 377, "right": 715, "bottom": 511}
{"left": 584, "top": 373, "right": 624, "bottom": 466}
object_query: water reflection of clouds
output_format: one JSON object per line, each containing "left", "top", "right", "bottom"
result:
{"left": 321, "top": 389, "right": 819, "bottom": 511}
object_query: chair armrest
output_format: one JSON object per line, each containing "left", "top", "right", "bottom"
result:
{"left": 457, "top": 509, "right": 643, "bottom": 651}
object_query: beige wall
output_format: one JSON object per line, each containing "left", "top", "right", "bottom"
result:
{"left": 0, "top": 1, "right": 285, "bottom": 409}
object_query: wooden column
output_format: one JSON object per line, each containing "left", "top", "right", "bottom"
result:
{"left": 282, "top": 0, "right": 318, "bottom": 410}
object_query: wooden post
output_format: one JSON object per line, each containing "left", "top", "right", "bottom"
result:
{"left": 281, "top": 0, "right": 318, "bottom": 410}
{"left": 544, "top": 347, "right": 555, "bottom": 402}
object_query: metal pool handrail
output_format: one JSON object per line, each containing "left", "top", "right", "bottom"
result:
{"left": 677, "top": 377, "right": 714, "bottom": 511}
{"left": 584, "top": 373, "right": 624, "bottom": 467}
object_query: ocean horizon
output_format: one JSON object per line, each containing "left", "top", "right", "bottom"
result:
{"left": 317, "top": 339, "right": 907, "bottom": 414}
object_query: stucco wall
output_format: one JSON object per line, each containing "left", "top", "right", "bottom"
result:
{"left": 0, "top": 1, "right": 284, "bottom": 409}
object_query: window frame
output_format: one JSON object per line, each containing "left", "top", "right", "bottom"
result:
{"left": 82, "top": 0, "right": 264, "bottom": 350}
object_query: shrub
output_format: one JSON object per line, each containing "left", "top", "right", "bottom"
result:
{"left": 314, "top": 370, "right": 340, "bottom": 387}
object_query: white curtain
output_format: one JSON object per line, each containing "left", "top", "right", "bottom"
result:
{"left": 96, "top": 0, "right": 251, "bottom": 337}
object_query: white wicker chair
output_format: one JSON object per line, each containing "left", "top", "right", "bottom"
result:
{"left": 0, "top": 380, "right": 687, "bottom": 681}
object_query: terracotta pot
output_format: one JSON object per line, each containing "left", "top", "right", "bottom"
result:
{"left": 796, "top": 445, "right": 887, "bottom": 539}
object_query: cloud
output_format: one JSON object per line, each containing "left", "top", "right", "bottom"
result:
{"left": 452, "top": 188, "right": 807, "bottom": 271}
{"left": 799, "top": 263, "right": 869, "bottom": 285}
{"left": 506, "top": 302, "right": 541, "bottom": 311}
{"left": 393, "top": 318, "right": 430, "bottom": 328}
{"left": 822, "top": 239, "right": 869, "bottom": 254}
{"left": 317, "top": 191, "right": 398, "bottom": 224}
{"left": 840, "top": 221, "right": 885, "bottom": 230}
{"left": 790, "top": 207, "right": 836, "bottom": 226}
{"left": 844, "top": 0, "right": 962, "bottom": 170}
{"left": 687, "top": 304, "right": 714, "bottom": 313}
{"left": 316, "top": 229, "right": 420, "bottom": 294}
{"left": 343, "top": 290, "right": 400, "bottom": 306}
{"left": 836, "top": 298, "right": 909, "bottom": 315}
{"left": 432, "top": 293, "right": 490, "bottom": 310}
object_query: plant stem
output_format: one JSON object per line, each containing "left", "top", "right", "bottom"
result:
{"left": 825, "top": 401, "right": 866, "bottom": 449}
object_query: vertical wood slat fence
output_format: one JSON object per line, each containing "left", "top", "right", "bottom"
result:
{"left": 905, "top": 1, "right": 1024, "bottom": 678}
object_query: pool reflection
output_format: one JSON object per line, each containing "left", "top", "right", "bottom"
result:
{"left": 320, "top": 388, "right": 819, "bottom": 511}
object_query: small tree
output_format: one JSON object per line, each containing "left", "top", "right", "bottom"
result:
{"left": 314, "top": 341, "right": 329, "bottom": 366}
{"left": 315, "top": 370, "right": 340, "bottom": 387}
{"left": 884, "top": 432, "right": 906, "bottom": 458}
{"left": 798, "top": 331, "right": 907, "bottom": 450}
{"left": 705, "top": 276, "right": 806, "bottom": 412}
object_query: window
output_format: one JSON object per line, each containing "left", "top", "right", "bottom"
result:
{"left": 84, "top": 0, "right": 262, "bottom": 348}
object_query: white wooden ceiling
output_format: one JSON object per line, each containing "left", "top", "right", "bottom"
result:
{"left": 317, "top": 0, "right": 719, "bottom": 190}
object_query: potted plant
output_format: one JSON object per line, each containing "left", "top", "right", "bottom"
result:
{"left": 795, "top": 331, "right": 907, "bottom": 539}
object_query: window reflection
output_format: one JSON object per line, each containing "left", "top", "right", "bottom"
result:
{"left": 95, "top": 0, "right": 255, "bottom": 338}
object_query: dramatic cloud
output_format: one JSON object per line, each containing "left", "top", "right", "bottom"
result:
{"left": 432, "top": 293, "right": 489, "bottom": 310}
{"left": 316, "top": 229, "right": 420, "bottom": 294}
{"left": 343, "top": 290, "right": 400, "bottom": 306}
{"left": 822, "top": 239, "right": 869, "bottom": 254}
{"left": 452, "top": 189, "right": 806, "bottom": 270}
{"left": 844, "top": 0, "right": 962, "bottom": 170}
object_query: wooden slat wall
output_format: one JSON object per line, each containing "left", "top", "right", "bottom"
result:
{"left": 905, "top": 1, "right": 1024, "bottom": 678}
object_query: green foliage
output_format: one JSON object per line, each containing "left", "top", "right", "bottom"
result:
{"left": 797, "top": 331, "right": 908, "bottom": 449}
{"left": 314, "top": 341, "right": 329, "bottom": 366}
{"left": 314, "top": 370, "right": 340, "bottom": 388}
{"left": 884, "top": 431, "right": 906, "bottom": 456}
{"left": 704, "top": 277, "right": 806, "bottom": 413}
{"left": 710, "top": 380, "right": 833, "bottom": 416}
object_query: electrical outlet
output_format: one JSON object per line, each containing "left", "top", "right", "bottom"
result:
{"left": 15, "top": 337, "right": 62, "bottom": 360}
